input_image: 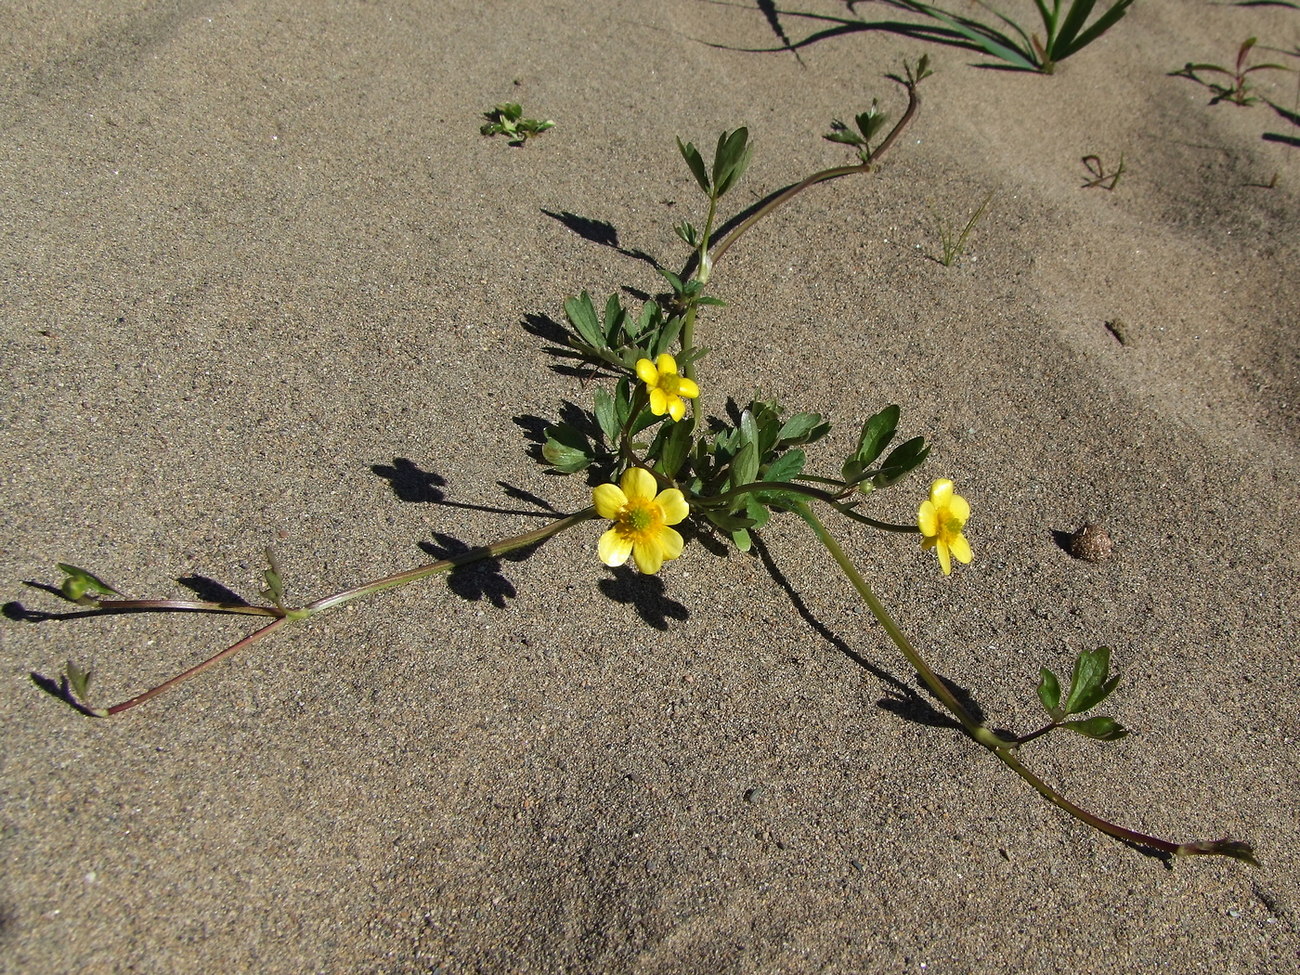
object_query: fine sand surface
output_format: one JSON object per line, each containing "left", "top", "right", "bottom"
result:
{"left": 2, "top": 1, "right": 1298, "bottom": 972}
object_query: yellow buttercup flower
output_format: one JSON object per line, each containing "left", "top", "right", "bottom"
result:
{"left": 593, "top": 467, "right": 690, "bottom": 574}
{"left": 636, "top": 353, "right": 699, "bottom": 422}
{"left": 918, "top": 478, "right": 972, "bottom": 576}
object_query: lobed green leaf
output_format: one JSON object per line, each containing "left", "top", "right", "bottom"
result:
{"left": 763, "top": 449, "right": 806, "bottom": 482}
{"left": 871, "top": 436, "right": 929, "bottom": 488}
{"left": 677, "top": 137, "right": 711, "bottom": 194}
{"left": 1062, "top": 646, "right": 1121, "bottom": 715}
{"left": 1037, "top": 667, "right": 1063, "bottom": 719}
{"left": 564, "top": 292, "right": 605, "bottom": 349}
{"left": 1062, "top": 715, "right": 1128, "bottom": 741}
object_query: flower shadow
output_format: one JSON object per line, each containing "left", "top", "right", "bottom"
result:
{"left": 597, "top": 566, "right": 690, "bottom": 631}
{"left": 417, "top": 532, "right": 532, "bottom": 609}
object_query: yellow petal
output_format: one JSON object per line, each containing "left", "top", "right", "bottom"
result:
{"left": 620, "top": 466, "right": 658, "bottom": 501}
{"left": 598, "top": 528, "right": 632, "bottom": 567}
{"left": 635, "top": 358, "right": 658, "bottom": 386}
{"left": 649, "top": 388, "right": 669, "bottom": 416}
{"left": 667, "top": 396, "right": 685, "bottom": 422}
{"left": 655, "top": 489, "right": 689, "bottom": 525}
{"left": 593, "top": 483, "right": 628, "bottom": 520}
{"left": 936, "top": 540, "right": 952, "bottom": 576}
{"left": 918, "top": 499, "right": 939, "bottom": 537}
{"left": 658, "top": 526, "right": 684, "bottom": 561}
{"left": 930, "top": 478, "right": 955, "bottom": 506}
{"left": 677, "top": 377, "right": 700, "bottom": 400}
{"left": 632, "top": 537, "right": 665, "bottom": 574}
{"left": 655, "top": 353, "right": 678, "bottom": 375}
{"left": 948, "top": 492, "right": 970, "bottom": 525}
{"left": 949, "top": 533, "right": 972, "bottom": 565}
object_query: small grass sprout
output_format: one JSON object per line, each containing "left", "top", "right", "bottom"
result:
{"left": 886, "top": 0, "right": 1135, "bottom": 74}
{"left": 1171, "top": 37, "right": 1290, "bottom": 106}
{"left": 932, "top": 190, "right": 993, "bottom": 266}
{"left": 480, "top": 102, "right": 555, "bottom": 145}
{"left": 1081, "top": 153, "right": 1125, "bottom": 189}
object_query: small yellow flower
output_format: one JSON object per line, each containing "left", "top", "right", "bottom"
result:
{"left": 636, "top": 353, "right": 700, "bottom": 422}
{"left": 593, "top": 467, "right": 689, "bottom": 574}
{"left": 918, "top": 478, "right": 972, "bottom": 576}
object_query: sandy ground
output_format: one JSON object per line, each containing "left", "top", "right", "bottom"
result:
{"left": 2, "top": 1, "right": 1298, "bottom": 972}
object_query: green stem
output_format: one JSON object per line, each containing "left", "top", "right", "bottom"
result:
{"left": 89, "top": 598, "right": 283, "bottom": 618}
{"left": 698, "top": 479, "right": 917, "bottom": 534}
{"left": 99, "top": 507, "right": 597, "bottom": 714}
{"left": 708, "top": 80, "right": 921, "bottom": 269}
{"left": 307, "top": 507, "right": 596, "bottom": 614}
{"left": 794, "top": 503, "right": 1255, "bottom": 862}
{"left": 795, "top": 503, "right": 989, "bottom": 741}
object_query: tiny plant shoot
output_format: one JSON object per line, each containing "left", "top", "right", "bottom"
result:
{"left": 480, "top": 102, "right": 555, "bottom": 145}
{"left": 1081, "top": 153, "right": 1125, "bottom": 189}
{"left": 1170, "top": 37, "right": 1290, "bottom": 106}
{"left": 32, "top": 59, "right": 1254, "bottom": 867}
{"left": 932, "top": 191, "right": 993, "bottom": 266}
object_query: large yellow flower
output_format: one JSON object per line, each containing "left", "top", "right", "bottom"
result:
{"left": 636, "top": 353, "right": 700, "bottom": 422}
{"left": 918, "top": 478, "right": 972, "bottom": 576}
{"left": 593, "top": 467, "right": 690, "bottom": 574}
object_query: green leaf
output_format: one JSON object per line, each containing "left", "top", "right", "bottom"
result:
{"left": 763, "top": 449, "right": 806, "bottom": 482}
{"left": 855, "top": 102, "right": 889, "bottom": 143}
{"left": 739, "top": 408, "right": 760, "bottom": 456}
{"left": 564, "top": 292, "right": 605, "bottom": 349}
{"left": 677, "top": 137, "right": 711, "bottom": 194}
{"left": 613, "top": 377, "right": 632, "bottom": 428}
{"left": 744, "top": 496, "right": 772, "bottom": 532}
{"left": 731, "top": 527, "right": 752, "bottom": 552}
{"left": 1062, "top": 646, "right": 1121, "bottom": 715}
{"left": 594, "top": 388, "right": 619, "bottom": 444}
{"left": 825, "top": 127, "right": 864, "bottom": 147}
{"left": 603, "top": 293, "right": 625, "bottom": 346}
{"left": 1062, "top": 715, "right": 1128, "bottom": 741}
{"left": 705, "top": 508, "right": 758, "bottom": 532}
{"left": 66, "top": 659, "right": 93, "bottom": 701}
{"left": 729, "top": 441, "right": 759, "bottom": 498}
{"left": 855, "top": 405, "right": 900, "bottom": 467}
{"left": 541, "top": 424, "right": 592, "bottom": 473}
{"left": 674, "top": 222, "right": 699, "bottom": 248}
{"left": 657, "top": 267, "right": 686, "bottom": 296}
{"left": 776, "top": 412, "right": 822, "bottom": 446}
{"left": 870, "top": 436, "right": 929, "bottom": 488}
{"left": 652, "top": 316, "right": 683, "bottom": 358}
{"left": 712, "top": 127, "right": 752, "bottom": 198}
{"left": 656, "top": 415, "right": 694, "bottom": 477}
{"left": 57, "top": 563, "right": 121, "bottom": 602}
{"left": 1037, "top": 667, "right": 1063, "bottom": 719}
{"left": 261, "top": 547, "right": 285, "bottom": 608}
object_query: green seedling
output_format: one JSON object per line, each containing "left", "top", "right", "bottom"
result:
{"left": 1171, "top": 38, "right": 1289, "bottom": 106}
{"left": 480, "top": 102, "right": 555, "bottom": 145}
{"left": 886, "top": 0, "right": 1135, "bottom": 74}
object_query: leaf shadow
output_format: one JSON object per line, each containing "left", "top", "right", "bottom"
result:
{"left": 541, "top": 210, "right": 664, "bottom": 269}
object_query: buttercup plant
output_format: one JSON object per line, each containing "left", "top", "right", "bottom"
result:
{"left": 31, "top": 60, "right": 1254, "bottom": 866}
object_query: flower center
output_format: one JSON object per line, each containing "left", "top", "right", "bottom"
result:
{"left": 658, "top": 373, "right": 682, "bottom": 397}
{"left": 619, "top": 499, "right": 662, "bottom": 539}
{"left": 940, "top": 510, "right": 966, "bottom": 540}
